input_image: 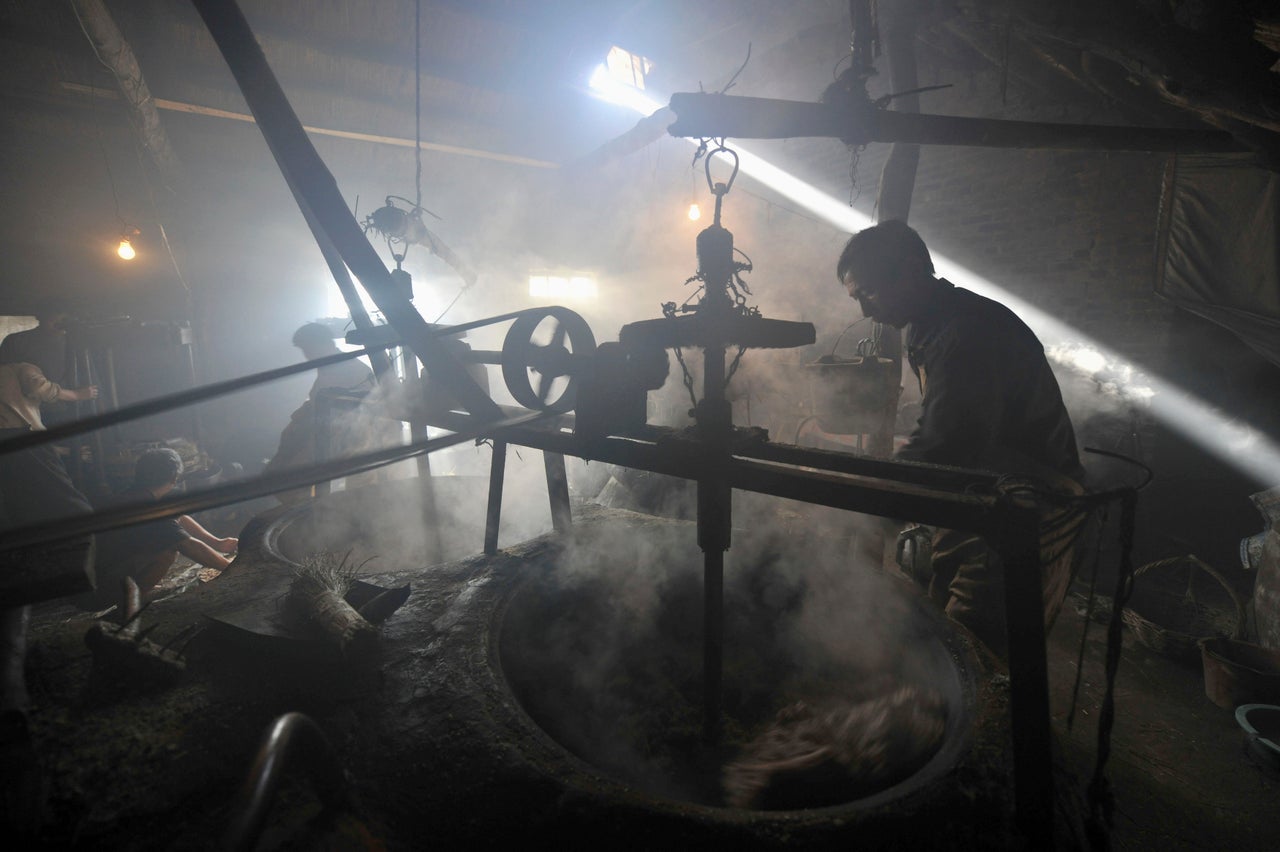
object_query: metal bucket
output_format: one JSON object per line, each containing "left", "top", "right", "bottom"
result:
{"left": 1200, "top": 637, "right": 1280, "bottom": 708}
{"left": 802, "top": 357, "right": 898, "bottom": 434}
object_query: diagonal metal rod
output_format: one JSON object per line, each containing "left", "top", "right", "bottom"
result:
{"left": 0, "top": 346, "right": 385, "bottom": 457}
{"left": 190, "top": 0, "right": 500, "bottom": 421}
{"left": 2, "top": 305, "right": 569, "bottom": 459}
{"left": 0, "top": 411, "right": 548, "bottom": 552}
{"left": 298, "top": 203, "right": 393, "bottom": 378}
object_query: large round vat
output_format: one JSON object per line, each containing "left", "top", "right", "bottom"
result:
{"left": 249, "top": 489, "right": 1021, "bottom": 849}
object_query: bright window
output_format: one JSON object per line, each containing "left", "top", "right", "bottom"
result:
{"left": 605, "top": 46, "right": 653, "bottom": 90}
{"left": 529, "top": 272, "right": 598, "bottom": 301}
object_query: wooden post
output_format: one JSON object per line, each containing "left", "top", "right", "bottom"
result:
{"left": 543, "top": 452, "right": 571, "bottom": 533}
{"left": 484, "top": 441, "right": 507, "bottom": 555}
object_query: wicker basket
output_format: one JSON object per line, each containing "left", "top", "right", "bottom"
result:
{"left": 1122, "top": 555, "right": 1247, "bottom": 662}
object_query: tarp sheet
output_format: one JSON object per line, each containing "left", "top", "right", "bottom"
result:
{"left": 1155, "top": 154, "right": 1280, "bottom": 367}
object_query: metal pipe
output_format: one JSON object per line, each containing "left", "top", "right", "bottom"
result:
{"left": 995, "top": 501, "right": 1055, "bottom": 847}
{"left": 0, "top": 412, "right": 548, "bottom": 551}
{"left": 701, "top": 544, "right": 724, "bottom": 742}
{"left": 221, "top": 712, "right": 348, "bottom": 852}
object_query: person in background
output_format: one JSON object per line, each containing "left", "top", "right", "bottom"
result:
{"left": 0, "top": 357, "right": 97, "bottom": 789}
{"left": 89, "top": 448, "right": 238, "bottom": 614}
{"left": 264, "top": 322, "right": 377, "bottom": 501}
{"left": 0, "top": 302, "right": 73, "bottom": 387}
{"left": 836, "top": 219, "right": 1086, "bottom": 657}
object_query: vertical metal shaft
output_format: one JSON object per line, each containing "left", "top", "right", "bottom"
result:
{"left": 701, "top": 543, "right": 725, "bottom": 741}
{"left": 694, "top": 216, "right": 735, "bottom": 742}
{"left": 698, "top": 342, "right": 730, "bottom": 742}
{"left": 998, "top": 503, "right": 1055, "bottom": 846}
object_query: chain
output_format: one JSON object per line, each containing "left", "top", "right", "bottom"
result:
{"left": 672, "top": 346, "right": 699, "bottom": 414}
{"left": 1086, "top": 489, "right": 1138, "bottom": 846}
{"left": 724, "top": 345, "right": 748, "bottom": 388}
{"left": 1067, "top": 502, "right": 1109, "bottom": 732}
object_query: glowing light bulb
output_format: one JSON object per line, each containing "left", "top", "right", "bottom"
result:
{"left": 687, "top": 202, "right": 701, "bottom": 221}
{"left": 116, "top": 239, "right": 136, "bottom": 260}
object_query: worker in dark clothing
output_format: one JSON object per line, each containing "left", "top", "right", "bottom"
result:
{"left": 0, "top": 357, "right": 97, "bottom": 822}
{"left": 837, "top": 220, "right": 1086, "bottom": 656}
{"left": 89, "top": 448, "right": 237, "bottom": 614}
{"left": 264, "top": 322, "right": 379, "bottom": 502}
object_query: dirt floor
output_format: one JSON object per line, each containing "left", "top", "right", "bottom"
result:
{"left": 1048, "top": 592, "right": 1280, "bottom": 851}
{"left": 7, "top": 494, "right": 1280, "bottom": 850}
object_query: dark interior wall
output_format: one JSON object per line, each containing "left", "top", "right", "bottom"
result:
{"left": 3, "top": 1, "right": 1276, "bottom": 571}
{"left": 903, "top": 143, "right": 1280, "bottom": 569}
{"left": 743, "top": 58, "right": 1280, "bottom": 570}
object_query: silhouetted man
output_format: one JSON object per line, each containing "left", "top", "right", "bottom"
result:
{"left": 837, "top": 220, "right": 1085, "bottom": 655}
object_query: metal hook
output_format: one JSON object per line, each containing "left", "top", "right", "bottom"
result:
{"left": 703, "top": 145, "right": 740, "bottom": 197}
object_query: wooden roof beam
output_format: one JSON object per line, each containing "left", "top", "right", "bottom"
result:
{"left": 69, "top": 0, "right": 182, "bottom": 187}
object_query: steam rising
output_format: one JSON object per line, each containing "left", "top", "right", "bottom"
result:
{"left": 500, "top": 502, "right": 964, "bottom": 806}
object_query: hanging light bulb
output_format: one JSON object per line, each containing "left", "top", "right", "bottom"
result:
{"left": 687, "top": 202, "right": 702, "bottom": 221}
{"left": 116, "top": 225, "right": 140, "bottom": 260}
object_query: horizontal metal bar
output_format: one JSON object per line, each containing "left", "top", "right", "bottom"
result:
{"left": 0, "top": 412, "right": 548, "bottom": 552}
{"left": 725, "top": 457, "right": 998, "bottom": 534}
{"left": 458, "top": 422, "right": 1004, "bottom": 531}
{"left": 736, "top": 439, "right": 1001, "bottom": 490}
{"left": 0, "top": 345, "right": 389, "bottom": 457}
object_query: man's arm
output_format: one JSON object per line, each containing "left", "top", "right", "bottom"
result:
{"left": 176, "top": 536, "right": 233, "bottom": 570}
{"left": 177, "top": 515, "right": 238, "bottom": 554}
{"left": 16, "top": 363, "right": 96, "bottom": 402}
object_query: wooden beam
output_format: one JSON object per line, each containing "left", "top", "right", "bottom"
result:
{"left": 69, "top": 0, "right": 182, "bottom": 185}
{"left": 59, "top": 81, "right": 558, "bottom": 169}
{"left": 667, "top": 91, "right": 1250, "bottom": 154}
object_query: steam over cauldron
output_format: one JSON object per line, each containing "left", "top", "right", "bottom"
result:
{"left": 496, "top": 512, "right": 988, "bottom": 814}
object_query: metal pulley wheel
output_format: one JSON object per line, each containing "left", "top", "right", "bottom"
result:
{"left": 501, "top": 307, "right": 596, "bottom": 413}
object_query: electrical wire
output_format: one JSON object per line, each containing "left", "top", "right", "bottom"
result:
{"left": 1067, "top": 503, "right": 1109, "bottom": 732}
{"left": 1087, "top": 491, "right": 1138, "bottom": 845}
{"left": 719, "top": 42, "right": 752, "bottom": 94}
{"left": 133, "top": 141, "right": 191, "bottom": 294}
{"left": 432, "top": 287, "right": 465, "bottom": 324}
{"left": 414, "top": 0, "right": 424, "bottom": 212}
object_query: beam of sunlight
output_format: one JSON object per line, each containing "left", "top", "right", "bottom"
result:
{"left": 587, "top": 68, "right": 1280, "bottom": 486}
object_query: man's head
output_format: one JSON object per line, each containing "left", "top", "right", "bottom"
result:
{"left": 34, "top": 298, "right": 73, "bottom": 332}
{"left": 291, "top": 322, "right": 338, "bottom": 361}
{"left": 134, "top": 448, "right": 184, "bottom": 495}
{"left": 836, "top": 220, "right": 936, "bottom": 328}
